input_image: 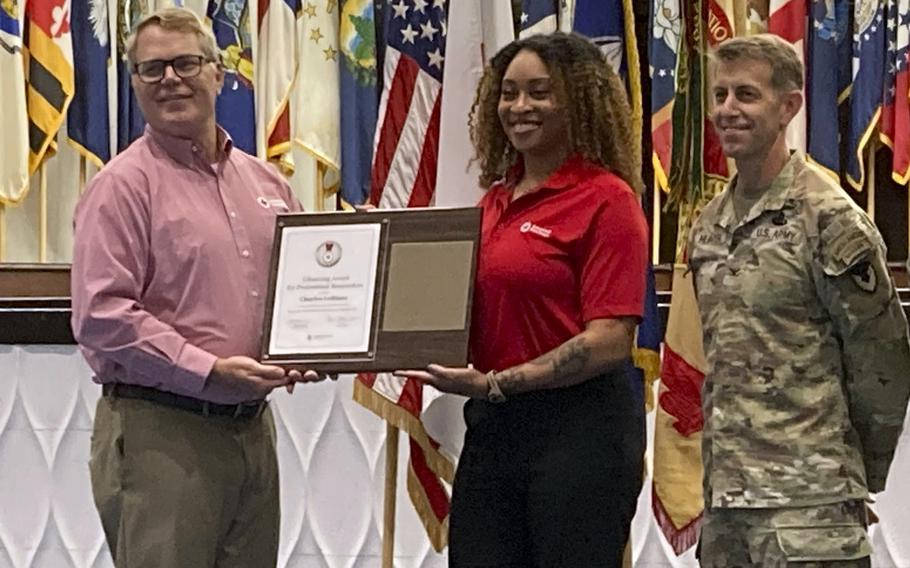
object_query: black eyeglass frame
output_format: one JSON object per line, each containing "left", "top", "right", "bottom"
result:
{"left": 132, "top": 54, "right": 218, "bottom": 84}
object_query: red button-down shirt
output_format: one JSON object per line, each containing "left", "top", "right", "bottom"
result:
{"left": 470, "top": 156, "right": 649, "bottom": 374}
{"left": 71, "top": 126, "right": 302, "bottom": 402}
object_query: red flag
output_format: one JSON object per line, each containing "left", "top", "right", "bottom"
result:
{"left": 769, "top": 0, "right": 808, "bottom": 152}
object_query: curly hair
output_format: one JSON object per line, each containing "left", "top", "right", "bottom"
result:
{"left": 469, "top": 32, "right": 642, "bottom": 193}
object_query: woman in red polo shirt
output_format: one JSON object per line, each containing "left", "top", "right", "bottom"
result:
{"left": 396, "top": 32, "right": 648, "bottom": 566}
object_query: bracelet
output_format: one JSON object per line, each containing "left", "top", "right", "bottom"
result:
{"left": 486, "top": 370, "right": 507, "bottom": 404}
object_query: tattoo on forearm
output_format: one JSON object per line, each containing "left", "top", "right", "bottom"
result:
{"left": 547, "top": 338, "right": 590, "bottom": 378}
{"left": 496, "top": 338, "right": 592, "bottom": 394}
{"left": 523, "top": 337, "right": 590, "bottom": 378}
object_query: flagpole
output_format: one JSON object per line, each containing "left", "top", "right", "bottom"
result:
{"left": 382, "top": 423, "right": 400, "bottom": 568}
{"left": 0, "top": 204, "right": 6, "bottom": 262}
{"left": 652, "top": 175, "right": 661, "bottom": 264}
{"left": 79, "top": 157, "right": 87, "bottom": 194}
{"left": 866, "top": 144, "right": 876, "bottom": 222}
{"left": 39, "top": 164, "right": 48, "bottom": 263}
{"left": 316, "top": 160, "right": 326, "bottom": 212}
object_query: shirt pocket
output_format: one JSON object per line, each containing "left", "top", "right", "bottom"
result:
{"left": 772, "top": 525, "right": 871, "bottom": 563}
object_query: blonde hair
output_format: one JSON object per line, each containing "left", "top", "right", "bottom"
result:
{"left": 711, "top": 34, "right": 803, "bottom": 92}
{"left": 469, "top": 32, "right": 643, "bottom": 194}
{"left": 126, "top": 7, "right": 220, "bottom": 66}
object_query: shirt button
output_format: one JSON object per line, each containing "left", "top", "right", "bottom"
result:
{"left": 250, "top": 290, "right": 259, "bottom": 298}
{"left": 241, "top": 250, "right": 250, "bottom": 258}
{"left": 191, "top": 145, "right": 198, "bottom": 153}
{"left": 230, "top": 211, "right": 237, "bottom": 218}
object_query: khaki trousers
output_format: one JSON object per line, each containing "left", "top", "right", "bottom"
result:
{"left": 90, "top": 395, "right": 280, "bottom": 568}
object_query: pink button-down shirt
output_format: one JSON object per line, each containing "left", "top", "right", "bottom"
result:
{"left": 71, "top": 126, "right": 302, "bottom": 402}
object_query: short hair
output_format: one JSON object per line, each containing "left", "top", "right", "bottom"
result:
{"left": 126, "top": 7, "right": 220, "bottom": 66}
{"left": 470, "top": 32, "right": 643, "bottom": 193}
{"left": 711, "top": 34, "right": 804, "bottom": 92}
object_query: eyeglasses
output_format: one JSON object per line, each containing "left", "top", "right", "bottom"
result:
{"left": 133, "top": 54, "right": 215, "bottom": 84}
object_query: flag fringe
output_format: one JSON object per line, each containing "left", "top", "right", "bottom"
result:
{"left": 651, "top": 485, "right": 702, "bottom": 556}
{"left": 352, "top": 379, "right": 456, "bottom": 482}
{"left": 406, "top": 461, "right": 450, "bottom": 552}
{"left": 846, "top": 107, "right": 882, "bottom": 191}
{"left": 66, "top": 139, "right": 105, "bottom": 170}
{"left": 878, "top": 132, "right": 910, "bottom": 186}
{"left": 633, "top": 346, "right": 661, "bottom": 411}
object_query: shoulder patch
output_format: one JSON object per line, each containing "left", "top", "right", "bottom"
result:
{"left": 849, "top": 261, "right": 877, "bottom": 293}
{"left": 819, "top": 209, "right": 880, "bottom": 277}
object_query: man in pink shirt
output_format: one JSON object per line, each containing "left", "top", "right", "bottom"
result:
{"left": 71, "top": 8, "right": 323, "bottom": 567}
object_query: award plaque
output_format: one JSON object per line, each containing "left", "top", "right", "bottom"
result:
{"left": 260, "top": 207, "right": 481, "bottom": 373}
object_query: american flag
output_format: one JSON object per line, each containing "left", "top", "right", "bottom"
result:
{"left": 355, "top": 0, "right": 455, "bottom": 551}
{"left": 880, "top": 0, "right": 910, "bottom": 184}
{"left": 370, "top": 0, "right": 448, "bottom": 209}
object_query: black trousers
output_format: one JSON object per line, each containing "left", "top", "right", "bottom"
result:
{"left": 449, "top": 366, "right": 645, "bottom": 567}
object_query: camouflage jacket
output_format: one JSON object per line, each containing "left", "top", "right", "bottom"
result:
{"left": 688, "top": 152, "right": 910, "bottom": 508}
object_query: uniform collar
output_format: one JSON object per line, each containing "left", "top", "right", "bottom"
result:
{"left": 145, "top": 124, "right": 233, "bottom": 167}
{"left": 714, "top": 151, "right": 803, "bottom": 230}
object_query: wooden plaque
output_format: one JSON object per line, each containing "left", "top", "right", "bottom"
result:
{"left": 260, "top": 207, "right": 481, "bottom": 373}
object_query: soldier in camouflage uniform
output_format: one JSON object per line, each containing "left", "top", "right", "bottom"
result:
{"left": 689, "top": 34, "right": 910, "bottom": 567}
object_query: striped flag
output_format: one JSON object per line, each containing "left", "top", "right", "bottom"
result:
{"left": 0, "top": 0, "right": 30, "bottom": 204}
{"left": 652, "top": 263, "right": 706, "bottom": 555}
{"left": 353, "top": 372, "right": 456, "bottom": 551}
{"left": 519, "top": 0, "right": 557, "bottom": 36}
{"left": 208, "top": 0, "right": 256, "bottom": 154}
{"left": 339, "top": 0, "right": 379, "bottom": 205}
{"left": 368, "top": 0, "right": 446, "bottom": 209}
{"left": 807, "top": 0, "right": 851, "bottom": 181}
{"left": 24, "top": 0, "right": 75, "bottom": 174}
{"left": 880, "top": 0, "right": 910, "bottom": 184}
{"left": 69, "top": 0, "right": 111, "bottom": 166}
{"left": 354, "top": 0, "right": 453, "bottom": 550}
{"left": 847, "top": 0, "right": 887, "bottom": 190}
{"left": 650, "top": 0, "right": 680, "bottom": 192}
{"left": 116, "top": 0, "right": 146, "bottom": 152}
{"left": 769, "top": 0, "right": 808, "bottom": 152}
{"left": 256, "top": 0, "right": 300, "bottom": 174}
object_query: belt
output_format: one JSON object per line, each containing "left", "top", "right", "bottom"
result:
{"left": 102, "top": 383, "right": 266, "bottom": 419}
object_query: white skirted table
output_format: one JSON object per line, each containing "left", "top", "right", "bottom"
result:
{"left": 1, "top": 344, "right": 909, "bottom": 567}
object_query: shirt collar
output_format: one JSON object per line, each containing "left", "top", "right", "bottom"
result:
{"left": 145, "top": 124, "right": 234, "bottom": 167}
{"left": 498, "top": 154, "right": 592, "bottom": 194}
{"left": 714, "top": 151, "right": 803, "bottom": 230}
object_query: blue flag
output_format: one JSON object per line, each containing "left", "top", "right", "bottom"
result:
{"left": 340, "top": 0, "right": 379, "bottom": 206}
{"left": 650, "top": 0, "right": 680, "bottom": 191}
{"left": 117, "top": 0, "right": 145, "bottom": 152}
{"left": 520, "top": 0, "right": 557, "bottom": 36}
{"left": 630, "top": 263, "right": 662, "bottom": 410}
{"left": 0, "top": 0, "right": 19, "bottom": 38}
{"left": 574, "top": 0, "right": 628, "bottom": 79}
{"left": 807, "top": 0, "right": 850, "bottom": 181}
{"left": 69, "top": 0, "right": 111, "bottom": 165}
{"left": 574, "top": 0, "right": 642, "bottom": 152}
{"left": 208, "top": 0, "right": 256, "bottom": 154}
{"left": 847, "top": 0, "right": 886, "bottom": 189}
